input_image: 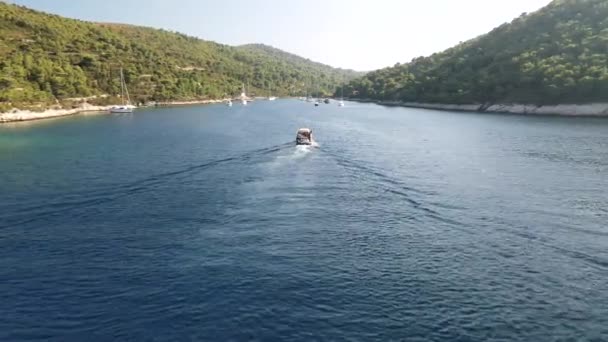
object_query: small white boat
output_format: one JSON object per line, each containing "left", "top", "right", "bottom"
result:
{"left": 314, "top": 101, "right": 320, "bottom": 106}
{"left": 241, "top": 83, "right": 248, "bottom": 105}
{"left": 227, "top": 100, "right": 233, "bottom": 107}
{"left": 110, "top": 105, "right": 136, "bottom": 113}
{"left": 338, "top": 101, "right": 345, "bottom": 107}
{"left": 267, "top": 84, "right": 277, "bottom": 101}
{"left": 296, "top": 128, "right": 314, "bottom": 145}
{"left": 110, "top": 68, "right": 135, "bottom": 113}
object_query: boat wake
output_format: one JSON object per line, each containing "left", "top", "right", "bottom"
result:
{"left": 295, "top": 144, "right": 316, "bottom": 154}
{"left": 0, "top": 142, "right": 293, "bottom": 229}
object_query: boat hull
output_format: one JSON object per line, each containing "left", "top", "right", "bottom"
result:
{"left": 110, "top": 106, "right": 134, "bottom": 113}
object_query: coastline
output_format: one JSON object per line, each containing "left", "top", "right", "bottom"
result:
{"left": 0, "top": 104, "right": 114, "bottom": 123}
{"left": 153, "top": 98, "right": 231, "bottom": 107}
{"left": 353, "top": 99, "right": 608, "bottom": 117}
{"left": 0, "top": 99, "right": 232, "bottom": 124}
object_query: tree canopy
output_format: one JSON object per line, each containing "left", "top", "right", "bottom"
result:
{"left": 0, "top": 3, "right": 361, "bottom": 109}
{"left": 343, "top": 0, "right": 608, "bottom": 105}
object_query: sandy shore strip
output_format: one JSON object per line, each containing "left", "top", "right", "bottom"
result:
{"left": 0, "top": 104, "right": 113, "bottom": 123}
{"left": 0, "top": 99, "right": 238, "bottom": 123}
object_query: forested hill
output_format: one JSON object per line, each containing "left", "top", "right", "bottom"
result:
{"left": 344, "top": 0, "right": 608, "bottom": 105}
{"left": 0, "top": 3, "right": 359, "bottom": 109}
{"left": 237, "top": 44, "right": 351, "bottom": 77}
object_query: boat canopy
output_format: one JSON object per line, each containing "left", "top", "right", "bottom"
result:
{"left": 296, "top": 128, "right": 313, "bottom": 145}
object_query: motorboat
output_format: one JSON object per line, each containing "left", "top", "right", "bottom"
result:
{"left": 338, "top": 100, "right": 345, "bottom": 107}
{"left": 314, "top": 101, "right": 320, "bottom": 106}
{"left": 296, "top": 128, "right": 314, "bottom": 145}
{"left": 227, "top": 100, "right": 233, "bottom": 107}
{"left": 324, "top": 98, "right": 330, "bottom": 104}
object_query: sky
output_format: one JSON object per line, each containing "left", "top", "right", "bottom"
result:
{"left": 9, "top": 0, "right": 552, "bottom": 71}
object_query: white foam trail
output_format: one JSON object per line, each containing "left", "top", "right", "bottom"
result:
{"left": 294, "top": 144, "right": 314, "bottom": 157}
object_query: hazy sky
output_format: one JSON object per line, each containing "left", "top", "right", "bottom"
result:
{"left": 10, "top": 0, "right": 551, "bottom": 71}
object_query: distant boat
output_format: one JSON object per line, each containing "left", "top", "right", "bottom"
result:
{"left": 324, "top": 98, "right": 330, "bottom": 104}
{"left": 227, "top": 99, "right": 233, "bottom": 107}
{"left": 241, "top": 83, "right": 248, "bottom": 105}
{"left": 268, "top": 84, "right": 277, "bottom": 101}
{"left": 338, "top": 83, "right": 345, "bottom": 107}
{"left": 314, "top": 101, "right": 320, "bottom": 106}
{"left": 110, "top": 68, "right": 135, "bottom": 113}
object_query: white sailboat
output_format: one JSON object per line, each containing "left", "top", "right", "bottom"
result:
{"left": 338, "top": 84, "right": 345, "bottom": 107}
{"left": 241, "top": 83, "right": 248, "bottom": 105}
{"left": 305, "top": 82, "right": 313, "bottom": 102}
{"left": 268, "top": 84, "right": 277, "bottom": 101}
{"left": 110, "top": 68, "right": 135, "bottom": 113}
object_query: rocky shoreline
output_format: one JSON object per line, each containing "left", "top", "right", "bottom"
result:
{"left": 0, "top": 103, "right": 113, "bottom": 123}
{"left": 353, "top": 99, "right": 608, "bottom": 116}
{"left": 0, "top": 99, "right": 231, "bottom": 123}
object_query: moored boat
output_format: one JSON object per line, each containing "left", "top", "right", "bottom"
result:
{"left": 110, "top": 68, "right": 136, "bottom": 113}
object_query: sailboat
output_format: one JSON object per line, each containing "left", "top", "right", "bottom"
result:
{"left": 110, "top": 68, "right": 136, "bottom": 113}
{"left": 338, "top": 84, "right": 345, "bottom": 107}
{"left": 268, "top": 84, "right": 277, "bottom": 101}
{"left": 305, "top": 81, "right": 313, "bottom": 102}
{"left": 241, "top": 83, "right": 248, "bottom": 105}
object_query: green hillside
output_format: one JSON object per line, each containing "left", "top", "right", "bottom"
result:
{"left": 0, "top": 2, "right": 360, "bottom": 109}
{"left": 344, "top": 0, "right": 608, "bottom": 105}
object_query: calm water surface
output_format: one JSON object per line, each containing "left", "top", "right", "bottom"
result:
{"left": 1, "top": 100, "right": 607, "bottom": 341}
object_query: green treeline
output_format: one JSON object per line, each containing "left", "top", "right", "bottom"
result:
{"left": 343, "top": 0, "right": 608, "bottom": 105}
{"left": 0, "top": 3, "right": 360, "bottom": 109}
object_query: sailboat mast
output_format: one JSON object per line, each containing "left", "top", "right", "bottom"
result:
{"left": 123, "top": 70, "right": 131, "bottom": 105}
{"left": 120, "top": 68, "right": 125, "bottom": 105}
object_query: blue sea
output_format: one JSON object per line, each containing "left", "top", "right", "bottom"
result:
{"left": 1, "top": 100, "right": 607, "bottom": 341}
